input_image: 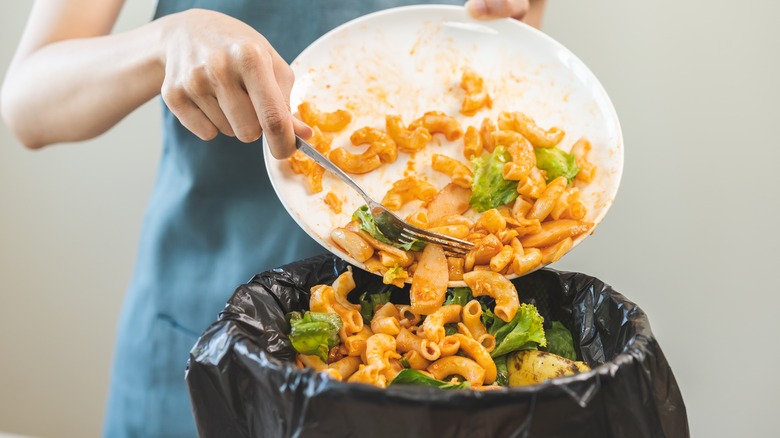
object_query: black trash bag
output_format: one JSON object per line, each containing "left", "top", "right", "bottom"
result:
{"left": 186, "top": 254, "right": 688, "bottom": 438}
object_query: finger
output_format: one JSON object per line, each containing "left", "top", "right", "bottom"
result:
{"left": 214, "top": 82, "right": 262, "bottom": 142}
{"left": 162, "top": 84, "right": 219, "bottom": 140}
{"left": 242, "top": 52, "right": 296, "bottom": 159}
{"left": 293, "top": 117, "right": 313, "bottom": 140}
{"left": 273, "top": 59, "right": 295, "bottom": 104}
{"left": 465, "top": 0, "right": 528, "bottom": 20}
{"left": 168, "top": 101, "right": 220, "bottom": 141}
{"left": 272, "top": 57, "right": 312, "bottom": 140}
{"left": 190, "top": 94, "right": 235, "bottom": 137}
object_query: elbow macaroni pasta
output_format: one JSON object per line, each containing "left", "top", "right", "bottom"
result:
{"left": 351, "top": 127, "right": 398, "bottom": 164}
{"left": 298, "top": 102, "right": 351, "bottom": 132}
{"left": 289, "top": 67, "right": 598, "bottom": 319}
{"left": 409, "top": 111, "right": 463, "bottom": 141}
{"left": 428, "top": 356, "right": 486, "bottom": 386}
{"left": 288, "top": 126, "right": 331, "bottom": 194}
{"left": 498, "top": 111, "right": 564, "bottom": 148}
{"left": 382, "top": 176, "right": 437, "bottom": 211}
{"left": 386, "top": 115, "right": 432, "bottom": 153}
{"left": 324, "top": 192, "right": 343, "bottom": 214}
{"left": 459, "top": 68, "right": 492, "bottom": 116}
{"left": 371, "top": 302, "right": 402, "bottom": 336}
{"left": 571, "top": 137, "right": 597, "bottom": 183}
{"left": 421, "top": 304, "right": 462, "bottom": 343}
{"left": 462, "top": 271, "right": 520, "bottom": 323}
{"left": 294, "top": 261, "right": 584, "bottom": 389}
{"left": 329, "top": 146, "right": 382, "bottom": 174}
{"left": 463, "top": 126, "right": 482, "bottom": 160}
{"left": 431, "top": 154, "right": 473, "bottom": 189}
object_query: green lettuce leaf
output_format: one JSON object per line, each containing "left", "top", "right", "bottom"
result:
{"left": 534, "top": 147, "right": 579, "bottom": 183}
{"left": 358, "top": 290, "right": 392, "bottom": 323}
{"left": 481, "top": 307, "right": 504, "bottom": 332}
{"left": 383, "top": 265, "right": 408, "bottom": 286}
{"left": 443, "top": 287, "right": 474, "bottom": 306}
{"left": 470, "top": 146, "right": 519, "bottom": 212}
{"left": 352, "top": 205, "right": 425, "bottom": 251}
{"left": 390, "top": 369, "right": 470, "bottom": 390}
{"left": 489, "top": 303, "right": 547, "bottom": 358}
{"left": 444, "top": 323, "right": 459, "bottom": 336}
{"left": 494, "top": 354, "right": 509, "bottom": 386}
{"left": 287, "top": 311, "right": 343, "bottom": 362}
{"left": 543, "top": 321, "right": 577, "bottom": 361}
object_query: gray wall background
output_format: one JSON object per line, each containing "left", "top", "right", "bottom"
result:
{"left": 1, "top": 1, "right": 778, "bottom": 436}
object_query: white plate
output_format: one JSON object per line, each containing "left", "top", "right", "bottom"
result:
{"left": 264, "top": 5, "right": 624, "bottom": 286}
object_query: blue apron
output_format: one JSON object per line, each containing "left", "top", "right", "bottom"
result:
{"left": 103, "top": 1, "right": 459, "bottom": 436}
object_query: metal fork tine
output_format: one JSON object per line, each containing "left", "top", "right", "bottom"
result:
{"left": 405, "top": 237, "right": 471, "bottom": 255}
{"left": 444, "top": 248, "right": 470, "bottom": 257}
{"left": 400, "top": 227, "right": 473, "bottom": 249}
{"left": 398, "top": 235, "right": 469, "bottom": 256}
{"left": 398, "top": 233, "right": 468, "bottom": 255}
{"left": 367, "top": 201, "right": 473, "bottom": 255}
{"left": 399, "top": 229, "right": 472, "bottom": 255}
{"left": 396, "top": 236, "right": 415, "bottom": 246}
{"left": 402, "top": 229, "right": 474, "bottom": 248}
{"left": 402, "top": 226, "right": 468, "bottom": 244}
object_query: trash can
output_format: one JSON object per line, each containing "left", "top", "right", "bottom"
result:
{"left": 186, "top": 254, "right": 688, "bottom": 438}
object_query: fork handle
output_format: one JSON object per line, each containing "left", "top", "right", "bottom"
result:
{"left": 295, "top": 136, "right": 373, "bottom": 205}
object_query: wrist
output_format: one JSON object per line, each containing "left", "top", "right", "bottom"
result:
{"left": 148, "top": 13, "right": 177, "bottom": 71}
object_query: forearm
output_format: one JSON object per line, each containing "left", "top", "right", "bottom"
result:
{"left": 1, "top": 21, "right": 165, "bottom": 149}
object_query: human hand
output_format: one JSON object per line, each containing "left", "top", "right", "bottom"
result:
{"left": 157, "top": 9, "right": 310, "bottom": 158}
{"left": 464, "top": 0, "right": 530, "bottom": 20}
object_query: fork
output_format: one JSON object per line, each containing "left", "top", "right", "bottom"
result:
{"left": 294, "top": 136, "right": 474, "bottom": 256}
